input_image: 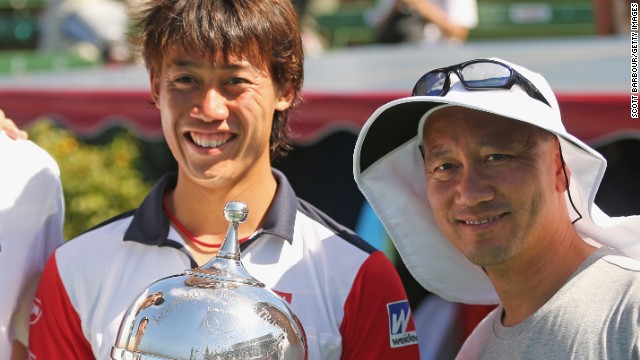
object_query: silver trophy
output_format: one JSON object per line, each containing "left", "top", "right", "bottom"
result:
{"left": 111, "top": 201, "right": 307, "bottom": 359}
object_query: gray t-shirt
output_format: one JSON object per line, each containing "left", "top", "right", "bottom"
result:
{"left": 457, "top": 247, "right": 640, "bottom": 360}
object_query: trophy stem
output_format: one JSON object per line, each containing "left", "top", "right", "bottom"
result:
{"left": 192, "top": 201, "right": 263, "bottom": 287}
{"left": 217, "top": 220, "right": 240, "bottom": 260}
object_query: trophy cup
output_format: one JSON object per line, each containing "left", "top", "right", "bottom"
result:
{"left": 111, "top": 201, "right": 307, "bottom": 359}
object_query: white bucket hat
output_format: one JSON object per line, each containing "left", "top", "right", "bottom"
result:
{"left": 353, "top": 58, "right": 640, "bottom": 304}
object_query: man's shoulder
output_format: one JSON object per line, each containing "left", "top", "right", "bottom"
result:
{"left": 601, "top": 253, "right": 640, "bottom": 272}
{"left": 56, "top": 211, "right": 135, "bottom": 261}
{"left": 51, "top": 209, "right": 175, "bottom": 301}
{"left": 588, "top": 247, "right": 640, "bottom": 277}
{"left": 578, "top": 248, "right": 640, "bottom": 302}
{"left": 272, "top": 169, "right": 375, "bottom": 254}
{"left": 295, "top": 198, "right": 378, "bottom": 255}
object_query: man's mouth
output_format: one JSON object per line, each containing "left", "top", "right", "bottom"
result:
{"left": 188, "top": 132, "right": 234, "bottom": 148}
{"left": 462, "top": 213, "right": 506, "bottom": 225}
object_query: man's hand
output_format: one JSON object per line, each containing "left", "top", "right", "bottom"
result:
{"left": 0, "top": 109, "right": 28, "bottom": 140}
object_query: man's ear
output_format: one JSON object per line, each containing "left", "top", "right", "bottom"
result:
{"left": 150, "top": 68, "right": 161, "bottom": 108}
{"left": 555, "top": 141, "right": 571, "bottom": 193}
{"left": 275, "top": 86, "right": 295, "bottom": 111}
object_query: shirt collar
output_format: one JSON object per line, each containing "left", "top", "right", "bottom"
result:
{"left": 124, "top": 170, "right": 297, "bottom": 246}
{"left": 123, "top": 173, "right": 176, "bottom": 246}
{"left": 258, "top": 169, "right": 296, "bottom": 244}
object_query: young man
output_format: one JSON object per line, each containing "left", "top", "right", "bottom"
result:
{"left": 28, "top": 1, "right": 419, "bottom": 359}
{"left": 354, "top": 58, "right": 640, "bottom": 358}
{"left": 0, "top": 111, "right": 64, "bottom": 360}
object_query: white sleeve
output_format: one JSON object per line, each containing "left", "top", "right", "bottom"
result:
{"left": 5, "top": 136, "right": 65, "bottom": 346}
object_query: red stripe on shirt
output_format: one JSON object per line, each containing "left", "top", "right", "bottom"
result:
{"left": 29, "top": 252, "right": 95, "bottom": 359}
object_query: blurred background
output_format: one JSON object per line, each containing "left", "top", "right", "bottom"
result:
{"left": 0, "top": 0, "right": 638, "bottom": 357}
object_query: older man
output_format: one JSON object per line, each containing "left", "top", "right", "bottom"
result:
{"left": 354, "top": 58, "right": 640, "bottom": 359}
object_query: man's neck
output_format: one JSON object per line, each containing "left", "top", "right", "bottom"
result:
{"left": 487, "top": 230, "right": 596, "bottom": 326}
{"left": 169, "top": 168, "right": 278, "bottom": 247}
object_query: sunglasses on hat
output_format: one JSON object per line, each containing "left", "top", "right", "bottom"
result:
{"left": 411, "top": 59, "right": 551, "bottom": 107}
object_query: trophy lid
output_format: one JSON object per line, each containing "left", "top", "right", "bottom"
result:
{"left": 111, "top": 202, "right": 307, "bottom": 360}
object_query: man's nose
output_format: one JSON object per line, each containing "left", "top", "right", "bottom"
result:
{"left": 191, "top": 88, "right": 229, "bottom": 121}
{"left": 455, "top": 164, "right": 495, "bottom": 207}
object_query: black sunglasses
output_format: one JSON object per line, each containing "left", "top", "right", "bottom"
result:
{"left": 411, "top": 59, "right": 551, "bottom": 107}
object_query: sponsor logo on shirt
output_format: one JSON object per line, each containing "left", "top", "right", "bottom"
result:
{"left": 387, "top": 300, "right": 418, "bottom": 348}
{"left": 30, "top": 296, "right": 42, "bottom": 325}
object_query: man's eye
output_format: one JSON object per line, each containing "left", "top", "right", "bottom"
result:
{"left": 175, "top": 76, "right": 195, "bottom": 84}
{"left": 168, "top": 76, "right": 197, "bottom": 88}
{"left": 227, "top": 77, "right": 249, "bottom": 85}
{"left": 435, "top": 163, "right": 455, "bottom": 171}
{"left": 487, "top": 154, "right": 510, "bottom": 162}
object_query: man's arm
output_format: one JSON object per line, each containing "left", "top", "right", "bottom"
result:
{"left": 11, "top": 274, "right": 41, "bottom": 360}
{"left": 339, "top": 251, "right": 420, "bottom": 359}
{"left": 10, "top": 341, "right": 26, "bottom": 360}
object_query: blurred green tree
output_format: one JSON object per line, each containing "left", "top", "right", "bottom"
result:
{"left": 28, "top": 119, "right": 153, "bottom": 240}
